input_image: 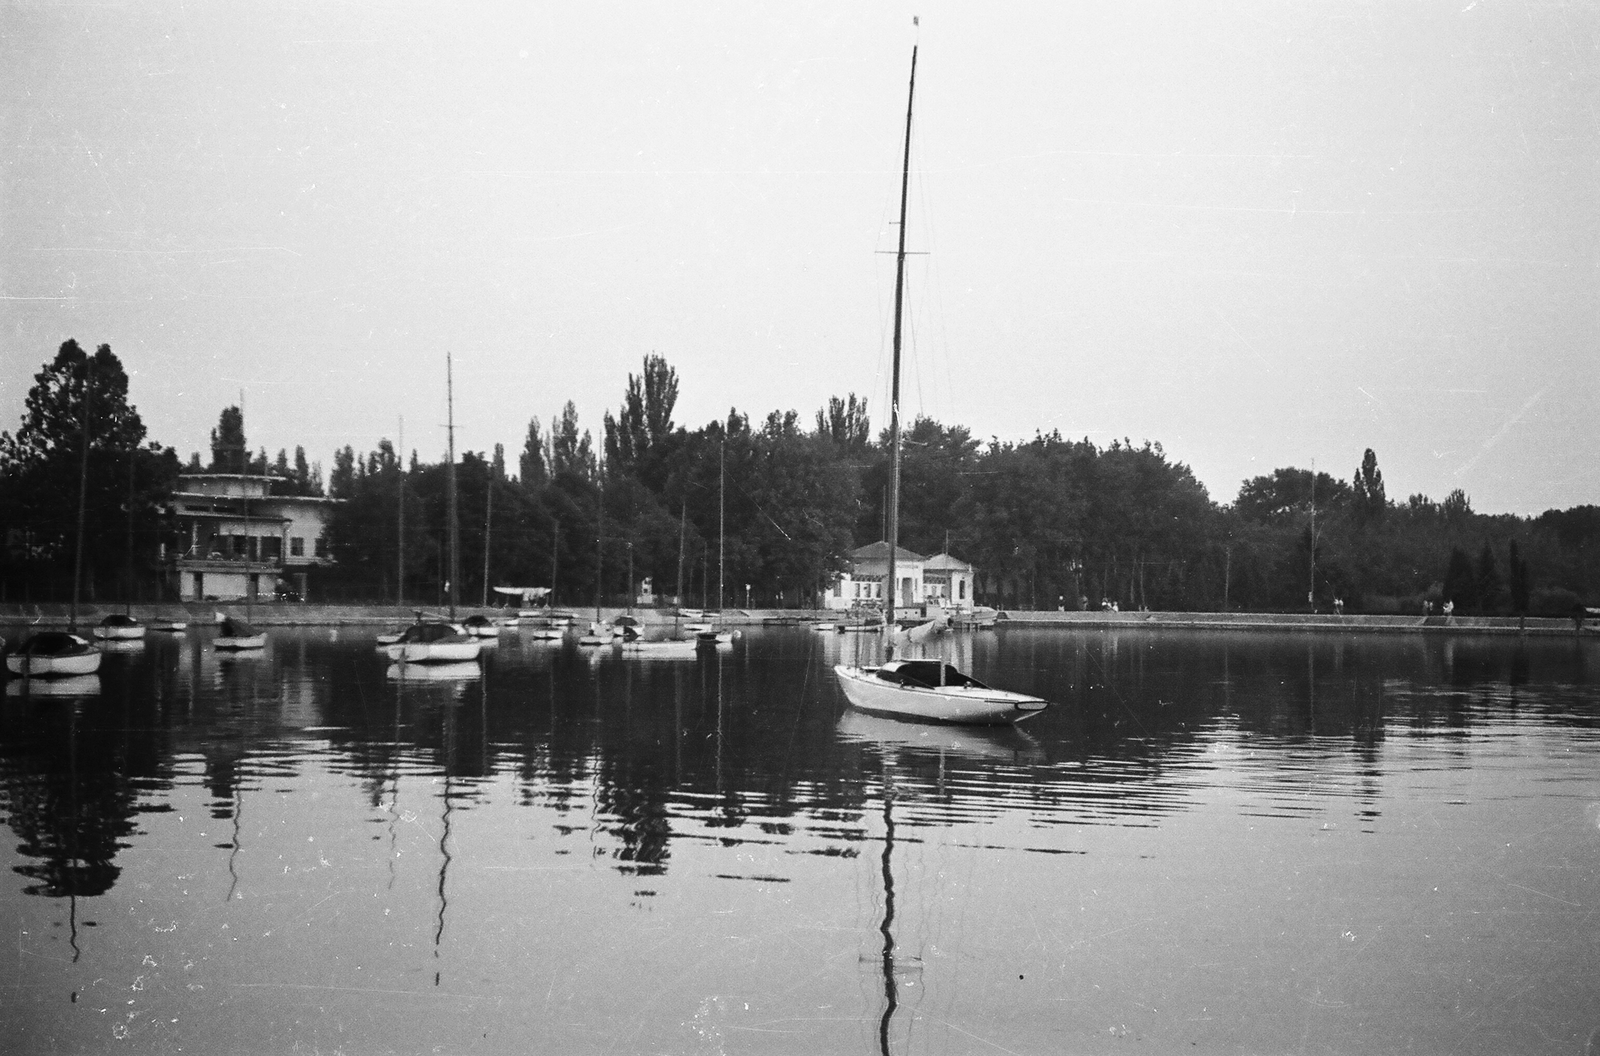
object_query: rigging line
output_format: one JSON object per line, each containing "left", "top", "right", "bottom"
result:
{"left": 1083, "top": 636, "right": 1153, "bottom": 739}
{"left": 720, "top": 471, "right": 795, "bottom": 543}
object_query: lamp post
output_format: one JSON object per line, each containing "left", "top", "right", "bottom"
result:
{"left": 745, "top": 583, "right": 751, "bottom": 610}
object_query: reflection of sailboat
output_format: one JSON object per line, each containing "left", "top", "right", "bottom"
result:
{"left": 833, "top": 45, "right": 1048, "bottom": 726}
{"left": 618, "top": 633, "right": 699, "bottom": 659}
{"left": 386, "top": 661, "right": 482, "bottom": 683}
{"left": 6, "top": 672, "right": 102, "bottom": 698}
{"left": 837, "top": 710, "right": 1040, "bottom": 763}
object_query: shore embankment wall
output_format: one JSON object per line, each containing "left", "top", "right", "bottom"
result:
{"left": 0, "top": 602, "right": 1588, "bottom": 637}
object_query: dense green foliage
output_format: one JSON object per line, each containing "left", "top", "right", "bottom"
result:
{"left": 0, "top": 341, "right": 180, "bottom": 602}
{"left": 4, "top": 344, "right": 1598, "bottom": 612}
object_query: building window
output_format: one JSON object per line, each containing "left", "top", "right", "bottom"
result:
{"left": 313, "top": 536, "right": 328, "bottom": 558}
{"left": 833, "top": 578, "right": 842, "bottom": 598}
{"left": 291, "top": 537, "right": 305, "bottom": 557}
{"left": 262, "top": 536, "right": 282, "bottom": 562}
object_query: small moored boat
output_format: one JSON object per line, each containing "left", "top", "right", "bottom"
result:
{"left": 214, "top": 617, "right": 266, "bottom": 650}
{"left": 6, "top": 632, "right": 103, "bottom": 678}
{"left": 833, "top": 659, "right": 1049, "bottom": 726}
{"left": 461, "top": 614, "right": 501, "bottom": 638}
{"left": 618, "top": 627, "right": 698, "bottom": 658}
{"left": 93, "top": 613, "right": 146, "bottom": 641}
{"left": 385, "top": 621, "right": 482, "bottom": 664}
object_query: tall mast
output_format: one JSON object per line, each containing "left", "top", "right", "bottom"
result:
{"left": 595, "top": 475, "right": 605, "bottom": 622}
{"left": 125, "top": 446, "right": 135, "bottom": 615}
{"left": 885, "top": 44, "right": 917, "bottom": 659}
{"left": 447, "top": 355, "right": 459, "bottom": 619}
{"left": 70, "top": 355, "right": 93, "bottom": 633}
{"left": 482, "top": 472, "right": 492, "bottom": 608}
{"left": 718, "top": 437, "right": 725, "bottom": 613}
{"left": 397, "top": 415, "right": 405, "bottom": 607}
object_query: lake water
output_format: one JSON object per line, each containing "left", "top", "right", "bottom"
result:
{"left": 1, "top": 624, "right": 1597, "bottom": 1055}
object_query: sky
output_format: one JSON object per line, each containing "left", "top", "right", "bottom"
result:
{"left": 2, "top": 1, "right": 1595, "bottom": 516}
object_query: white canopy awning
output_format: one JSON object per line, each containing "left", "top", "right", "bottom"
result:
{"left": 493, "top": 586, "right": 551, "bottom": 601}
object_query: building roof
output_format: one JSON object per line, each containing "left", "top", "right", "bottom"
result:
{"left": 923, "top": 552, "right": 973, "bottom": 572}
{"left": 851, "top": 541, "right": 927, "bottom": 564}
{"left": 178, "top": 473, "right": 282, "bottom": 481}
{"left": 172, "top": 491, "right": 336, "bottom": 505}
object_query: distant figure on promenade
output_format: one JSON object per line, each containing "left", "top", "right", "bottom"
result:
{"left": 1334, "top": 597, "right": 1344, "bottom": 616}
{"left": 1443, "top": 600, "right": 1454, "bottom": 618}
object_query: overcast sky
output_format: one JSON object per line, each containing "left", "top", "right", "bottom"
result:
{"left": 3, "top": 1, "right": 1595, "bottom": 515}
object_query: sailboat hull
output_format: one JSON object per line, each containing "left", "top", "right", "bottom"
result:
{"left": 7, "top": 648, "right": 102, "bottom": 678}
{"left": 92, "top": 624, "right": 146, "bottom": 641}
{"left": 214, "top": 635, "right": 267, "bottom": 650}
{"left": 386, "top": 640, "right": 481, "bottom": 663}
{"left": 833, "top": 664, "right": 1048, "bottom": 725}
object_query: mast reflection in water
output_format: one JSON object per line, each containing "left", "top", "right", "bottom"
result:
{"left": 0, "top": 624, "right": 1596, "bottom": 1055}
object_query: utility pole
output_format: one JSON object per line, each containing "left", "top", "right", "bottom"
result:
{"left": 1308, "top": 459, "right": 1317, "bottom": 613}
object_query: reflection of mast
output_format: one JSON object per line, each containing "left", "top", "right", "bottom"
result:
{"left": 226, "top": 775, "right": 243, "bottom": 903}
{"left": 67, "top": 703, "right": 82, "bottom": 963}
{"left": 877, "top": 757, "right": 899, "bottom": 1056}
{"left": 434, "top": 702, "right": 456, "bottom": 987}
{"left": 387, "top": 672, "right": 406, "bottom": 892}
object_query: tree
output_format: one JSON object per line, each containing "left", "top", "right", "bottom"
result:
{"left": 1234, "top": 467, "right": 1351, "bottom": 525}
{"left": 551, "top": 402, "right": 594, "bottom": 479}
{"left": 1442, "top": 489, "right": 1472, "bottom": 525}
{"left": 1353, "top": 448, "right": 1386, "bottom": 524}
{"left": 209, "top": 406, "right": 247, "bottom": 473}
{"left": 520, "top": 417, "right": 547, "bottom": 489}
{"left": 1475, "top": 544, "right": 1502, "bottom": 614}
{"left": 1442, "top": 547, "right": 1476, "bottom": 611}
{"left": 0, "top": 340, "right": 179, "bottom": 599}
{"left": 604, "top": 354, "right": 681, "bottom": 487}
{"left": 293, "top": 446, "right": 322, "bottom": 496}
{"left": 329, "top": 445, "right": 357, "bottom": 498}
{"left": 1508, "top": 539, "right": 1530, "bottom": 619}
{"left": 815, "top": 394, "right": 871, "bottom": 451}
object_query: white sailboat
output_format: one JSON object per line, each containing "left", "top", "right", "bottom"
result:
{"left": 94, "top": 457, "right": 146, "bottom": 641}
{"left": 389, "top": 357, "right": 482, "bottom": 665}
{"left": 11, "top": 353, "right": 102, "bottom": 676}
{"left": 832, "top": 45, "right": 1050, "bottom": 727}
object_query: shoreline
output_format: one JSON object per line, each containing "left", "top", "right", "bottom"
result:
{"left": 0, "top": 602, "right": 1588, "bottom": 637}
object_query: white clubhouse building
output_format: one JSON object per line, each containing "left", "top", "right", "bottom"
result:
{"left": 826, "top": 541, "right": 975, "bottom": 612}
{"left": 166, "top": 473, "right": 337, "bottom": 601}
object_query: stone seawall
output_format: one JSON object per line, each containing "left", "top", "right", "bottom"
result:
{"left": 990, "top": 609, "right": 1586, "bottom": 637}
{"left": 0, "top": 602, "right": 1589, "bottom": 637}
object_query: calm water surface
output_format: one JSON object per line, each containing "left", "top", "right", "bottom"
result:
{"left": 1, "top": 625, "right": 1597, "bottom": 1055}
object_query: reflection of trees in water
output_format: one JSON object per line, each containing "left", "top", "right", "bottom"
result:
{"left": 10, "top": 628, "right": 1593, "bottom": 910}
{"left": 1, "top": 700, "right": 132, "bottom": 900}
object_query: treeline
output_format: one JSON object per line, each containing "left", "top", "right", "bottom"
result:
{"left": 3, "top": 342, "right": 1598, "bottom": 613}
